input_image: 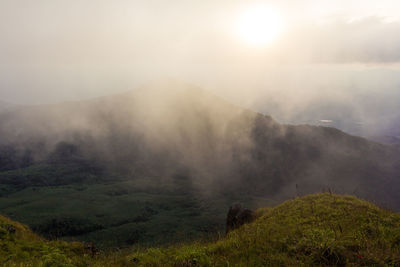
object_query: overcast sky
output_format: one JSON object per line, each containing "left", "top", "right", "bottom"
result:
{"left": 0, "top": 0, "right": 400, "bottom": 104}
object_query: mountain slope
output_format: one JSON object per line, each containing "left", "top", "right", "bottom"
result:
{"left": 0, "top": 81, "right": 399, "bottom": 246}
{"left": 2, "top": 194, "right": 400, "bottom": 266}
{"left": 370, "top": 135, "right": 400, "bottom": 147}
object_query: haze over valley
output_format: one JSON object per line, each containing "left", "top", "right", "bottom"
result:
{"left": 0, "top": 81, "right": 399, "bottom": 246}
{"left": 0, "top": 0, "right": 400, "bottom": 265}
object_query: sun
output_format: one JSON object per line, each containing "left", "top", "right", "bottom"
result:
{"left": 236, "top": 5, "right": 284, "bottom": 46}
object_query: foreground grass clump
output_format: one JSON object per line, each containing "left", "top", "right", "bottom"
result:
{"left": 2, "top": 193, "right": 400, "bottom": 266}
{"left": 130, "top": 193, "right": 400, "bottom": 266}
{"left": 0, "top": 215, "right": 87, "bottom": 266}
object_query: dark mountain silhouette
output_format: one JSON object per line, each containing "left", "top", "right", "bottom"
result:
{"left": 0, "top": 81, "right": 400, "bottom": 246}
{"left": 370, "top": 135, "right": 400, "bottom": 147}
{"left": 0, "top": 81, "right": 399, "bottom": 208}
{"left": 253, "top": 79, "right": 400, "bottom": 141}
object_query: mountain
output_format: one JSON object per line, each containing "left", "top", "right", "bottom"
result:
{"left": 0, "top": 81, "right": 399, "bottom": 246}
{"left": 369, "top": 135, "right": 400, "bottom": 147}
{"left": 2, "top": 193, "right": 400, "bottom": 266}
{"left": 251, "top": 72, "right": 400, "bottom": 141}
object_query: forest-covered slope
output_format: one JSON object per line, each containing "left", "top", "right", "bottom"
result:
{"left": 0, "top": 81, "right": 399, "bottom": 246}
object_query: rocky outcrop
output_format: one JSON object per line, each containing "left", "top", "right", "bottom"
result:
{"left": 226, "top": 204, "right": 255, "bottom": 234}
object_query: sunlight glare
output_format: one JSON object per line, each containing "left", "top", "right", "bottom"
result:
{"left": 237, "top": 5, "right": 285, "bottom": 46}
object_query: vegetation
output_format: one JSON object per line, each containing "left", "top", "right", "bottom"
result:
{"left": 0, "top": 214, "right": 86, "bottom": 267}
{"left": 1, "top": 193, "right": 400, "bottom": 266}
{"left": 0, "top": 161, "right": 269, "bottom": 248}
{"left": 1, "top": 86, "right": 400, "bottom": 248}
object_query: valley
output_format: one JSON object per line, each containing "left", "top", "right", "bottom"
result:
{"left": 0, "top": 82, "right": 399, "bottom": 248}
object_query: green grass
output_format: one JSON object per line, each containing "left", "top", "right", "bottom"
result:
{"left": 0, "top": 214, "right": 86, "bottom": 267}
{"left": 125, "top": 193, "right": 400, "bottom": 266}
{"left": 1, "top": 193, "right": 400, "bottom": 266}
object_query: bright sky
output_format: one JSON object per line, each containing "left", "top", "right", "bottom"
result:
{"left": 0, "top": 0, "right": 400, "bottom": 103}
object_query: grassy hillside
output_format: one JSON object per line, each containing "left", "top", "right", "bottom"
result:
{"left": 2, "top": 193, "right": 400, "bottom": 266}
{"left": 0, "top": 214, "right": 87, "bottom": 267}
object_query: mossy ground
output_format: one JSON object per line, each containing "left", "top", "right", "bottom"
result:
{"left": 2, "top": 193, "right": 400, "bottom": 266}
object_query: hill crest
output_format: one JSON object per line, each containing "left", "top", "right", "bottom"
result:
{"left": 2, "top": 193, "right": 400, "bottom": 266}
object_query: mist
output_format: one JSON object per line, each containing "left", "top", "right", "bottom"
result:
{"left": 0, "top": 0, "right": 399, "bottom": 194}
{"left": 1, "top": 1, "right": 400, "bottom": 107}
{"left": 1, "top": 1, "right": 400, "bottom": 141}
{"left": 0, "top": 0, "right": 400, "bottom": 248}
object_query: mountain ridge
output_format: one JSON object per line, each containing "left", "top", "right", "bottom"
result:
{"left": 0, "top": 82, "right": 399, "bottom": 247}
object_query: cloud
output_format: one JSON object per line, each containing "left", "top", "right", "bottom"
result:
{"left": 295, "top": 17, "right": 400, "bottom": 64}
{"left": 1, "top": 2, "right": 400, "bottom": 104}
